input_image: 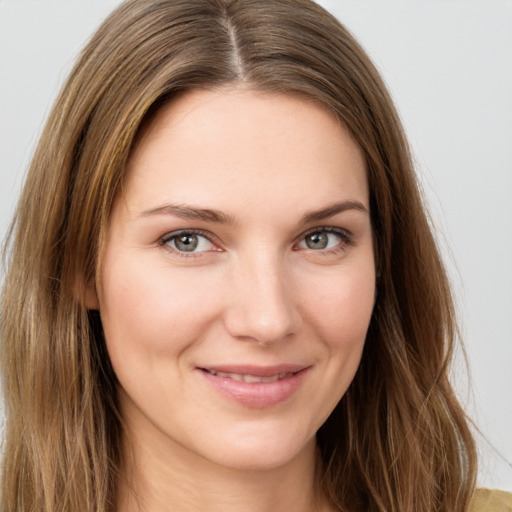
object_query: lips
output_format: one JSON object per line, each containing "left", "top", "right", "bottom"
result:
{"left": 198, "top": 364, "right": 310, "bottom": 408}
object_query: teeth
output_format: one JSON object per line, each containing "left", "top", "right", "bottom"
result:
{"left": 207, "top": 370, "right": 290, "bottom": 383}
{"left": 243, "top": 374, "right": 278, "bottom": 383}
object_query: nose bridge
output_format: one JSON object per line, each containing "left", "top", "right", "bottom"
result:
{"left": 225, "top": 247, "right": 301, "bottom": 344}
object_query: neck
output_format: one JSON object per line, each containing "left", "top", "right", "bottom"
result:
{"left": 116, "top": 425, "right": 330, "bottom": 512}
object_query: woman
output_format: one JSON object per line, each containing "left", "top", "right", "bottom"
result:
{"left": 1, "top": 0, "right": 506, "bottom": 510}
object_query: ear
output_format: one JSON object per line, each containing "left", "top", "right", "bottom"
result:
{"left": 84, "top": 281, "right": 100, "bottom": 310}
{"left": 74, "top": 276, "right": 100, "bottom": 310}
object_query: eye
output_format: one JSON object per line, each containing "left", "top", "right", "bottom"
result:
{"left": 297, "top": 228, "right": 351, "bottom": 251}
{"left": 161, "top": 230, "right": 217, "bottom": 254}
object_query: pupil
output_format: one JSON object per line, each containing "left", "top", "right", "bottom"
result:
{"left": 306, "top": 232, "right": 328, "bottom": 250}
{"left": 176, "top": 234, "right": 198, "bottom": 252}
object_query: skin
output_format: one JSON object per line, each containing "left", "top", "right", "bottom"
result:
{"left": 88, "top": 88, "right": 376, "bottom": 512}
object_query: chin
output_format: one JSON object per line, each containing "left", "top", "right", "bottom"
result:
{"left": 192, "top": 421, "right": 318, "bottom": 472}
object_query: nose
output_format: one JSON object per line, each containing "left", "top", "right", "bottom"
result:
{"left": 223, "top": 252, "right": 302, "bottom": 345}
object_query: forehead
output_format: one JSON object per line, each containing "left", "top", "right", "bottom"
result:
{"left": 122, "top": 88, "right": 368, "bottom": 218}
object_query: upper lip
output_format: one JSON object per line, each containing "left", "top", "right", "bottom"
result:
{"left": 198, "top": 364, "right": 310, "bottom": 377}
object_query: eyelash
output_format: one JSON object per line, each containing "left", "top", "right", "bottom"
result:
{"left": 159, "top": 227, "right": 354, "bottom": 258}
{"left": 159, "top": 229, "right": 216, "bottom": 259}
{"left": 298, "top": 227, "right": 354, "bottom": 256}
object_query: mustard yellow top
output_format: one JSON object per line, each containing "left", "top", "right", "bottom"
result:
{"left": 470, "top": 489, "right": 512, "bottom": 511}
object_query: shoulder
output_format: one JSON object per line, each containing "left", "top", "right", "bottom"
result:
{"left": 470, "top": 489, "right": 512, "bottom": 512}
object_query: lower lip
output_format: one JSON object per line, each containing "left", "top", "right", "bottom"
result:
{"left": 199, "top": 368, "right": 309, "bottom": 408}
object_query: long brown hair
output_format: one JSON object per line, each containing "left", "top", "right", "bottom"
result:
{"left": 1, "top": 0, "right": 476, "bottom": 510}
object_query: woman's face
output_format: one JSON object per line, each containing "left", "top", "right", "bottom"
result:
{"left": 92, "top": 88, "right": 375, "bottom": 471}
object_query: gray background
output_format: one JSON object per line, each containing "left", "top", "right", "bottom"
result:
{"left": 1, "top": 0, "right": 511, "bottom": 490}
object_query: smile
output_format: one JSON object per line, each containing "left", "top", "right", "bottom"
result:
{"left": 198, "top": 365, "right": 310, "bottom": 408}
{"left": 203, "top": 369, "right": 292, "bottom": 383}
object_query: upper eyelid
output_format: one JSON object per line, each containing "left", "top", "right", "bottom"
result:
{"left": 160, "top": 228, "right": 215, "bottom": 243}
{"left": 300, "top": 226, "right": 351, "bottom": 236}
{"left": 294, "top": 226, "right": 352, "bottom": 243}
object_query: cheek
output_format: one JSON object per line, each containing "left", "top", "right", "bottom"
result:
{"left": 98, "top": 257, "right": 222, "bottom": 361}
{"left": 294, "top": 264, "right": 375, "bottom": 429}
{"left": 304, "top": 264, "right": 376, "bottom": 349}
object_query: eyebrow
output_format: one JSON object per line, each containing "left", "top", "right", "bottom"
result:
{"left": 300, "top": 200, "right": 368, "bottom": 223}
{"left": 140, "top": 200, "right": 368, "bottom": 225}
{"left": 140, "top": 204, "right": 237, "bottom": 225}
